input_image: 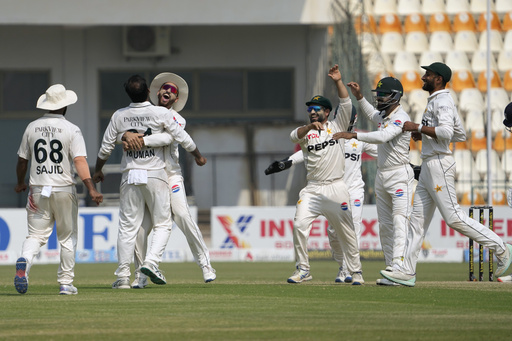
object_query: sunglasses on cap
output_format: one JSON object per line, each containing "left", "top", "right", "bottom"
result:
{"left": 161, "top": 84, "right": 178, "bottom": 94}
{"left": 307, "top": 105, "right": 324, "bottom": 113}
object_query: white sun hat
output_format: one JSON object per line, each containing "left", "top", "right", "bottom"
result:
{"left": 149, "top": 72, "right": 189, "bottom": 112}
{"left": 36, "top": 84, "right": 78, "bottom": 110}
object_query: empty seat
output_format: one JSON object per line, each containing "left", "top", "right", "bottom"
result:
{"left": 393, "top": 51, "right": 419, "bottom": 75}
{"left": 498, "top": 50, "right": 512, "bottom": 72}
{"left": 459, "top": 88, "right": 485, "bottom": 113}
{"left": 478, "top": 30, "right": 504, "bottom": 52}
{"left": 453, "top": 12, "right": 477, "bottom": 32}
{"left": 367, "top": 51, "right": 394, "bottom": 74}
{"left": 471, "top": 50, "right": 498, "bottom": 73}
{"left": 429, "top": 31, "right": 454, "bottom": 53}
{"left": 354, "top": 15, "right": 378, "bottom": 34}
{"left": 501, "top": 150, "right": 512, "bottom": 177}
{"left": 451, "top": 70, "right": 477, "bottom": 92}
{"left": 477, "top": 69, "right": 502, "bottom": 91}
{"left": 503, "top": 11, "right": 512, "bottom": 31}
{"left": 503, "top": 70, "right": 512, "bottom": 91}
{"left": 348, "top": 0, "right": 374, "bottom": 16}
{"left": 491, "top": 189, "right": 508, "bottom": 205}
{"left": 446, "top": 0, "right": 471, "bottom": 15}
{"left": 422, "top": 0, "right": 446, "bottom": 15}
{"left": 504, "top": 31, "right": 512, "bottom": 50}
{"left": 454, "top": 149, "right": 476, "bottom": 178}
{"left": 494, "top": 130, "right": 512, "bottom": 153}
{"left": 419, "top": 51, "right": 443, "bottom": 68}
{"left": 477, "top": 11, "right": 502, "bottom": 32}
{"left": 485, "top": 87, "right": 510, "bottom": 111}
{"left": 374, "top": 0, "right": 398, "bottom": 16}
{"left": 465, "top": 110, "right": 486, "bottom": 135}
{"left": 401, "top": 70, "right": 424, "bottom": 92}
{"left": 478, "top": 150, "right": 505, "bottom": 177}
{"left": 404, "top": 13, "right": 428, "bottom": 33}
{"left": 454, "top": 30, "right": 479, "bottom": 52}
{"left": 381, "top": 32, "right": 404, "bottom": 54}
{"left": 428, "top": 13, "right": 452, "bottom": 33}
{"left": 459, "top": 190, "right": 486, "bottom": 206}
{"left": 405, "top": 31, "right": 429, "bottom": 53}
{"left": 446, "top": 51, "right": 472, "bottom": 71}
{"left": 398, "top": 0, "right": 421, "bottom": 15}
{"left": 471, "top": 0, "right": 495, "bottom": 15}
{"left": 448, "top": 88, "right": 459, "bottom": 106}
{"left": 379, "top": 13, "right": 403, "bottom": 34}
{"left": 467, "top": 129, "right": 487, "bottom": 153}
{"left": 408, "top": 88, "right": 429, "bottom": 112}
{"left": 497, "top": 0, "right": 512, "bottom": 14}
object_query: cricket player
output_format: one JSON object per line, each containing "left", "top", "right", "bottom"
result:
{"left": 265, "top": 107, "right": 377, "bottom": 283}
{"left": 334, "top": 77, "right": 414, "bottom": 286}
{"left": 15, "top": 84, "right": 103, "bottom": 295}
{"left": 287, "top": 64, "right": 364, "bottom": 285}
{"left": 381, "top": 62, "right": 512, "bottom": 286}
{"left": 121, "top": 72, "right": 215, "bottom": 287}
{"left": 93, "top": 75, "right": 206, "bottom": 289}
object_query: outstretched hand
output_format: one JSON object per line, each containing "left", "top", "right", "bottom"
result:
{"left": 328, "top": 64, "right": 342, "bottom": 82}
{"left": 347, "top": 82, "right": 363, "bottom": 100}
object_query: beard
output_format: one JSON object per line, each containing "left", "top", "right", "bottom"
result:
{"left": 309, "top": 113, "right": 326, "bottom": 123}
{"left": 422, "top": 81, "right": 434, "bottom": 92}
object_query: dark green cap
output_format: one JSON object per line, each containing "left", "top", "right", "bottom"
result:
{"left": 306, "top": 95, "right": 332, "bottom": 111}
{"left": 372, "top": 77, "right": 403, "bottom": 95}
{"left": 421, "top": 62, "right": 452, "bottom": 82}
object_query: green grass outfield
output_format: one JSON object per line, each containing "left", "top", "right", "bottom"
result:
{"left": 1, "top": 261, "right": 511, "bottom": 341}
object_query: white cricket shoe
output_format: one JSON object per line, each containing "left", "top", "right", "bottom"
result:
{"left": 141, "top": 263, "right": 167, "bottom": 285}
{"left": 335, "top": 267, "right": 351, "bottom": 283}
{"left": 380, "top": 269, "right": 416, "bottom": 287}
{"left": 287, "top": 267, "right": 312, "bottom": 283}
{"left": 202, "top": 265, "right": 216, "bottom": 283}
{"left": 376, "top": 278, "right": 400, "bottom": 286}
{"left": 497, "top": 274, "right": 512, "bottom": 283}
{"left": 131, "top": 274, "right": 148, "bottom": 289}
{"left": 495, "top": 244, "right": 512, "bottom": 277}
{"left": 59, "top": 284, "right": 78, "bottom": 295}
{"left": 351, "top": 272, "right": 364, "bottom": 285}
{"left": 112, "top": 278, "right": 131, "bottom": 289}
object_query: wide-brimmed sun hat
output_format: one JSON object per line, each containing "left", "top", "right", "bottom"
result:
{"left": 149, "top": 72, "right": 189, "bottom": 112}
{"left": 36, "top": 84, "right": 77, "bottom": 110}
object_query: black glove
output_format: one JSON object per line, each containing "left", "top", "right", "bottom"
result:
{"left": 410, "top": 163, "right": 421, "bottom": 181}
{"left": 264, "top": 159, "right": 293, "bottom": 175}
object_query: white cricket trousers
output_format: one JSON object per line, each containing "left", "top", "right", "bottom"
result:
{"left": 327, "top": 189, "right": 364, "bottom": 268}
{"left": 375, "top": 165, "right": 414, "bottom": 267}
{"left": 400, "top": 154, "right": 507, "bottom": 275}
{"left": 293, "top": 179, "right": 362, "bottom": 273}
{"left": 22, "top": 188, "right": 77, "bottom": 285}
{"left": 133, "top": 175, "right": 211, "bottom": 272}
{"left": 115, "top": 169, "right": 172, "bottom": 279}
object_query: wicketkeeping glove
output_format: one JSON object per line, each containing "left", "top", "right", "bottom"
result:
{"left": 264, "top": 159, "right": 293, "bottom": 175}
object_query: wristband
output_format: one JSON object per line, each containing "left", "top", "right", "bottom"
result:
{"left": 417, "top": 124, "right": 423, "bottom": 133}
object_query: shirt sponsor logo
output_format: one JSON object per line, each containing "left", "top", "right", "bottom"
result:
{"left": 341, "top": 202, "right": 349, "bottom": 210}
{"left": 395, "top": 189, "right": 404, "bottom": 197}
{"left": 171, "top": 184, "right": 180, "bottom": 193}
{"left": 354, "top": 199, "right": 361, "bottom": 207}
{"left": 393, "top": 120, "right": 402, "bottom": 126}
{"left": 307, "top": 139, "right": 339, "bottom": 152}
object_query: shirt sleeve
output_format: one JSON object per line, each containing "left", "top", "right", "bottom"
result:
{"left": 290, "top": 127, "right": 305, "bottom": 144}
{"left": 17, "top": 127, "right": 31, "bottom": 160}
{"left": 97, "top": 115, "right": 118, "bottom": 160}
{"left": 69, "top": 126, "right": 87, "bottom": 159}
{"left": 288, "top": 150, "right": 304, "bottom": 165}
{"left": 363, "top": 142, "right": 378, "bottom": 159}
{"left": 433, "top": 102, "right": 455, "bottom": 141}
{"left": 143, "top": 133, "right": 173, "bottom": 147}
{"left": 356, "top": 118, "right": 403, "bottom": 144}
{"left": 451, "top": 112, "right": 467, "bottom": 142}
{"left": 161, "top": 111, "right": 197, "bottom": 152}
{"left": 358, "top": 97, "right": 381, "bottom": 124}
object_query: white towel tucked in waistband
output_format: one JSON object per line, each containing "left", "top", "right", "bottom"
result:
{"left": 127, "top": 169, "right": 148, "bottom": 185}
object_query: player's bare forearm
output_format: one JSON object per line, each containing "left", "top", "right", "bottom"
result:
{"left": 333, "top": 132, "right": 356, "bottom": 140}
{"left": 93, "top": 157, "right": 107, "bottom": 183}
{"left": 122, "top": 131, "right": 144, "bottom": 151}
{"left": 83, "top": 178, "right": 103, "bottom": 205}
{"left": 15, "top": 157, "right": 28, "bottom": 192}
{"left": 190, "top": 148, "right": 207, "bottom": 166}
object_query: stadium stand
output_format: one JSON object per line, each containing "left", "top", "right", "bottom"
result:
{"left": 429, "top": 31, "right": 454, "bottom": 53}
{"left": 453, "top": 12, "right": 477, "bottom": 32}
{"left": 379, "top": 13, "right": 403, "bottom": 34}
{"left": 477, "top": 11, "right": 502, "bottom": 32}
{"left": 497, "top": 0, "right": 512, "bottom": 14}
{"left": 421, "top": 0, "right": 446, "bottom": 15}
{"left": 404, "top": 13, "right": 428, "bottom": 33}
{"left": 454, "top": 31, "right": 479, "bottom": 52}
{"left": 405, "top": 31, "right": 429, "bottom": 53}
{"left": 397, "top": 0, "right": 421, "bottom": 16}
{"left": 446, "top": 0, "right": 471, "bottom": 15}
{"left": 470, "top": 0, "right": 495, "bottom": 15}
{"left": 478, "top": 30, "right": 504, "bottom": 52}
